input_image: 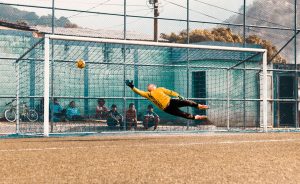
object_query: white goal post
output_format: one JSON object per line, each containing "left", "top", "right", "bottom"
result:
{"left": 43, "top": 34, "right": 268, "bottom": 136}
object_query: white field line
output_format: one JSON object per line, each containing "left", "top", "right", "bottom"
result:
{"left": 0, "top": 138, "right": 299, "bottom": 153}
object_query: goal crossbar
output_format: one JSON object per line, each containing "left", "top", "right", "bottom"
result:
{"left": 46, "top": 34, "right": 267, "bottom": 53}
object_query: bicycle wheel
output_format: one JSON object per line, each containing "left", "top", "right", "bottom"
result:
{"left": 5, "top": 109, "right": 16, "bottom": 122}
{"left": 27, "top": 109, "right": 38, "bottom": 122}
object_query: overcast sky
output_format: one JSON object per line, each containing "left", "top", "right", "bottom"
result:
{"left": 1, "top": 0, "right": 255, "bottom": 34}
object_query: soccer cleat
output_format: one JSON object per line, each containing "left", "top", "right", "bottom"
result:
{"left": 194, "top": 115, "right": 208, "bottom": 120}
{"left": 198, "top": 104, "right": 209, "bottom": 110}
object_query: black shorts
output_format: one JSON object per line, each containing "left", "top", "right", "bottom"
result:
{"left": 164, "top": 99, "right": 198, "bottom": 120}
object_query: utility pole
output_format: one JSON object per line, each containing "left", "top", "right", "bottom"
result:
{"left": 243, "top": 0, "right": 246, "bottom": 46}
{"left": 153, "top": 0, "right": 159, "bottom": 42}
{"left": 52, "top": 0, "right": 55, "bottom": 34}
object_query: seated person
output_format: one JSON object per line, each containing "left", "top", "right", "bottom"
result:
{"left": 95, "top": 98, "right": 108, "bottom": 119}
{"left": 50, "top": 98, "right": 65, "bottom": 122}
{"left": 126, "top": 103, "right": 137, "bottom": 130}
{"left": 66, "top": 101, "right": 84, "bottom": 121}
{"left": 107, "top": 104, "right": 123, "bottom": 128}
{"left": 36, "top": 98, "right": 44, "bottom": 121}
{"left": 143, "top": 104, "right": 160, "bottom": 130}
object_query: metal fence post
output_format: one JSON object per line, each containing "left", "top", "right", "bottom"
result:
{"left": 243, "top": 0, "right": 247, "bottom": 128}
{"left": 44, "top": 36, "right": 50, "bottom": 136}
{"left": 50, "top": 0, "right": 55, "bottom": 133}
{"left": 262, "top": 51, "right": 268, "bottom": 132}
{"left": 294, "top": 0, "right": 299, "bottom": 128}
{"left": 243, "top": 64, "right": 246, "bottom": 128}
{"left": 16, "top": 63, "right": 20, "bottom": 134}
{"left": 123, "top": 0, "right": 127, "bottom": 131}
{"left": 123, "top": 46, "right": 127, "bottom": 131}
{"left": 227, "top": 69, "right": 230, "bottom": 130}
{"left": 186, "top": 0, "right": 190, "bottom": 130}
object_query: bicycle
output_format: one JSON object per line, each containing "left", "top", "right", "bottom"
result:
{"left": 4, "top": 99, "right": 39, "bottom": 122}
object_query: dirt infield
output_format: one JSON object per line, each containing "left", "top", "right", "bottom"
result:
{"left": 0, "top": 133, "right": 300, "bottom": 184}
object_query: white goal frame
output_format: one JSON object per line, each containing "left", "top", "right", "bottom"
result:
{"left": 43, "top": 34, "right": 268, "bottom": 136}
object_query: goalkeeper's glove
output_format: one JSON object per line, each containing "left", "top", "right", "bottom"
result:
{"left": 178, "top": 95, "right": 185, "bottom": 100}
{"left": 125, "top": 80, "right": 134, "bottom": 89}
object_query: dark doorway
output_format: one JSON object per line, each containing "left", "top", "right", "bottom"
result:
{"left": 278, "top": 76, "right": 295, "bottom": 126}
{"left": 192, "top": 71, "right": 206, "bottom": 116}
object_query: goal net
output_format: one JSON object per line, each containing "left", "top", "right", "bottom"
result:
{"left": 16, "top": 34, "right": 268, "bottom": 136}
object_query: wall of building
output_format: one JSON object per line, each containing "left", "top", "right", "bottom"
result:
{"left": 0, "top": 30, "right": 35, "bottom": 120}
{"left": 0, "top": 31, "right": 265, "bottom": 127}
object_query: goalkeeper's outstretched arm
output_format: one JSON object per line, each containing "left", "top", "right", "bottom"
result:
{"left": 125, "top": 80, "right": 148, "bottom": 98}
{"left": 132, "top": 87, "right": 148, "bottom": 98}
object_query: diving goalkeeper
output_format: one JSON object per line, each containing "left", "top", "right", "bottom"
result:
{"left": 125, "top": 80, "right": 208, "bottom": 120}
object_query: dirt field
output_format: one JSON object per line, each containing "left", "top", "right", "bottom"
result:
{"left": 0, "top": 132, "right": 300, "bottom": 184}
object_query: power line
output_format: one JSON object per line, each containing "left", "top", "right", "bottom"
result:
{"left": 192, "top": 0, "right": 287, "bottom": 28}
{"left": 102, "top": 3, "right": 147, "bottom": 7}
{"left": 12, "top": 0, "right": 114, "bottom": 24}
{"left": 14, "top": 0, "right": 148, "bottom": 21}
{"left": 161, "top": 0, "right": 292, "bottom": 41}
{"left": 56, "top": 0, "right": 147, "bottom": 7}
{"left": 66, "top": 1, "right": 292, "bottom": 41}
{"left": 0, "top": 0, "right": 293, "bottom": 41}
{"left": 67, "top": 0, "right": 113, "bottom": 19}
{"left": 101, "top": 11, "right": 153, "bottom": 30}
{"left": 68, "top": 8, "right": 152, "bottom": 19}
{"left": 163, "top": 0, "right": 230, "bottom": 23}
{"left": 13, "top": 6, "right": 151, "bottom": 23}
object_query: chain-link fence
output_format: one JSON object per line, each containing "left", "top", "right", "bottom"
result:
{"left": 0, "top": 0, "right": 299, "bottom": 135}
{"left": 11, "top": 35, "right": 267, "bottom": 135}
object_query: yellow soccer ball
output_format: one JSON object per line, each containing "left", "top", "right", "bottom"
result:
{"left": 76, "top": 59, "right": 86, "bottom": 69}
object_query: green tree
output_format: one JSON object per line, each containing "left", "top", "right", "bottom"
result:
{"left": 161, "top": 28, "right": 285, "bottom": 63}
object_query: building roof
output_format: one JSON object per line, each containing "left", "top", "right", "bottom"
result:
{"left": 32, "top": 25, "right": 164, "bottom": 41}
{"left": 0, "top": 20, "right": 35, "bottom": 31}
{"left": 0, "top": 20, "right": 164, "bottom": 41}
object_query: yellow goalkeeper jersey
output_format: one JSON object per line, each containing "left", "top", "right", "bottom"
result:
{"left": 132, "top": 87, "right": 179, "bottom": 110}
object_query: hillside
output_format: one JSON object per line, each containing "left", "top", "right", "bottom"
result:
{"left": 0, "top": 4, "right": 76, "bottom": 27}
{"left": 227, "top": 0, "right": 296, "bottom": 63}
